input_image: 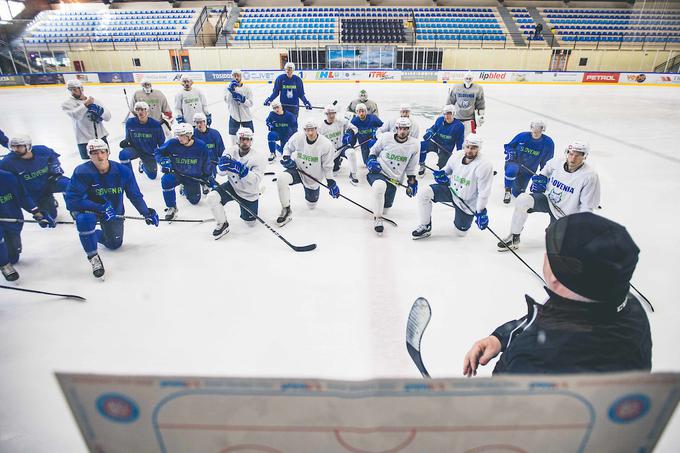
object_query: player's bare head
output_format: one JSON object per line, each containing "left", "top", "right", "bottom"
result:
{"left": 356, "top": 103, "right": 367, "bottom": 119}
{"left": 9, "top": 134, "right": 32, "bottom": 156}
{"left": 284, "top": 62, "right": 295, "bottom": 76}
{"left": 442, "top": 104, "right": 455, "bottom": 121}
{"left": 193, "top": 112, "right": 207, "bottom": 131}
{"left": 134, "top": 101, "right": 149, "bottom": 120}
{"left": 237, "top": 127, "right": 254, "bottom": 151}
{"left": 140, "top": 79, "right": 152, "bottom": 94}
{"left": 530, "top": 119, "right": 546, "bottom": 137}
{"left": 87, "top": 139, "right": 110, "bottom": 169}
{"left": 173, "top": 123, "right": 194, "bottom": 145}
{"left": 463, "top": 133, "right": 482, "bottom": 158}
{"left": 180, "top": 75, "right": 193, "bottom": 89}
{"left": 232, "top": 69, "right": 242, "bottom": 83}
{"left": 565, "top": 141, "right": 589, "bottom": 168}
{"left": 271, "top": 100, "right": 283, "bottom": 114}
{"left": 463, "top": 71, "right": 474, "bottom": 88}
{"left": 395, "top": 117, "right": 411, "bottom": 139}
{"left": 66, "top": 79, "right": 83, "bottom": 97}
{"left": 359, "top": 89, "right": 368, "bottom": 102}
{"left": 303, "top": 119, "right": 318, "bottom": 139}
{"left": 399, "top": 103, "right": 411, "bottom": 117}
{"left": 324, "top": 104, "right": 337, "bottom": 121}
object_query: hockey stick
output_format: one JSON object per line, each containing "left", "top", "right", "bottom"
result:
{"left": 295, "top": 168, "right": 398, "bottom": 227}
{"left": 0, "top": 284, "right": 86, "bottom": 302}
{"left": 117, "top": 215, "right": 212, "bottom": 223}
{"left": 218, "top": 184, "right": 316, "bottom": 253}
{"left": 0, "top": 217, "right": 74, "bottom": 225}
{"left": 122, "top": 88, "right": 133, "bottom": 124}
{"left": 280, "top": 99, "right": 337, "bottom": 111}
{"left": 406, "top": 297, "right": 432, "bottom": 378}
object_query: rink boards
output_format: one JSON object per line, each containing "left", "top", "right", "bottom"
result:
{"left": 57, "top": 372, "right": 680, "bottom": 453}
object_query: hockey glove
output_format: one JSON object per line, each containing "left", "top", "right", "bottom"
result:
{"left": 220, "top": 157, "right": 249, "bottom": 178}
{"left": 159, "top": 156, "right": 173, "bottom": 173}
{"left": 119, "top": 138, "right": 133, "bottom": 149}
{"left": 231, "top": 91, "right": 246, "bottom": 104}
{"left": 206, "top": 113, "right": 213, "bottom": 127}
{"left": 32, "top": 209, "right": 56, "bottom": 228}
{"left": 263, "top": 98, "right": 272, "bottom": 107}
{"left": 475, "top": 208, "right": 489, "bottom": 230}
{"left": 86, "top": 104, "right": 104, "bottom": 123}
{"left": 406, "top": 176, "right": 418, "bottom": 198}
{"left": 281, "top": 156, "right": 297, "bottom": 170}
{"left": 505, "top": 149, "right": 518, "bottom": 162}
{"left": 423, "top": 130, "right": 434, "bottom": 142}
{"left": 530, "top": 174, "right": 548, "bottom": 193}
{"left": 144, "top": 208, "right": 159, "bottom": 227}
{"left": 477, "top": 112, "right": 485, "bottom": 126}
{"left": 303, "top": 100, "right": 313, "bottom": 111}
{"left": 366, "top": 156, "right": 382, "bottom": 174}
{"left": 327, "top": 179, "right": 340, "bottom": 199}
{"left": 342, "top": 130, "right": 355, "bottom": 146}
{"left": 101, "top": 202, "right": 116, "bottom": 222}
{"left": 176, "top": 115, "right": 185, "bottom": 124}
{"left": 433, "top": 169, "right": 450, "bottom": 185}
{"left": 228, "top": 79, "right": 238, "bottom": 92}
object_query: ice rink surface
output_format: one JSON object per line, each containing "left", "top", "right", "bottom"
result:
{"left": 0, "top": 80, "right": 679, "bottom": 452}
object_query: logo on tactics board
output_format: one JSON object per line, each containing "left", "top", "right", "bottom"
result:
{"left": 608, "top": 394, "right": 650, "bottom": 424}
{"left": 96, "top": 393, "right": 140, "bottom": 423}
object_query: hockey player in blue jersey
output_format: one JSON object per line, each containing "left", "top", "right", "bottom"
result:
{"left": 119, "top": 101, "right": 165, "bottom": 180}
{"left": 263, "top": 62, "right": 312, "bottom": 117}
{"left": 0, "top": 129, "right": 8, "bottom": 148}
{"left": 418, "top": 104, "right": 465, "bottom": 176}
{"left": 0, "top": 169, "right": 55, "bottom": 281}
{"left": 193, "top": 112, "right": 224, "bottom": 193}
{"left": 265, "top": 100, "right": 298, "bottom": 162}
{"left": 0, "top": 134, "right": 70, "bottom": 220}
{"left": 65, "top": 139, "right": 158, "bottom": 278}
{"left": 502, "top": 119, "right": 555, "bottom": 204}
{"left": 344, "top": 103, "right": 383, "bottom": 164}
{"left": 156, "top": 123, "right": 214, "bottom": 221}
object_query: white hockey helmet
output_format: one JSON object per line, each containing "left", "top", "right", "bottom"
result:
{"left": 324, "top": 104, "right": 337, "bottom": 115}
{"left": 530, "top": 119, "right": 546, "bottom": 132}
{"left": 9, "top": 134, "right": 32, "bottom": 151}
{"left": 395, "top": 117, "right": 412, "bottom": 130}
{"left": 442, "top": 104, "right": 455, "bottom": 115}
{"left": 180, "top": 74, "right": 192, "bottom": 82}
{"left": 399, "top": 103, "right": 411, "bottom": 112}
{"left": 66, "top": 79, "right": 83, "bottom": 91}
{"left": 284, "top": 62, "right": 295, "bottom": 71}
{"left": 173, "top": 123, "right": 194, "bottom": 137}
{"left": 271, "top": 100, "right": 283, "bottom": 110}
{"left": 302, "top": 118, "right": 318, "bottom": 130}
{"left": 463, "top": 71, "right": 474, "bottom": 88}
{"left": 133, "top": 101, "right": 149, "bottom": 111}
{"left": 355, "top": 103, "right": 367, "bottom": 113}
{"left": 231, "top": 68, "right": 242, "bottom": 76}
{"left": 464, "top": 133, "right": 483, "bottom": 149}
{"left": 86, "top": 138, "right": 109, "bottom": 154}
{"left": 193, "top": 112, "right": 207, "bottom": 125}
{"left": 237, "top": 127, "right": 254, "bottom": 141}
{"left": 565, "top": 141, "right": 589, "bottom": 158}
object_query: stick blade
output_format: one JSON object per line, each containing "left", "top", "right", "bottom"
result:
{"left": 293, "top": 243, "right": 317, "bottom": 252}
{"left": 406, "top": 297, "right": 432, "bottom": 378}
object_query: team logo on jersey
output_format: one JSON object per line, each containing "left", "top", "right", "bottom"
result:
{"left": 548, "top": 189, "right": 563, "bottom": 205}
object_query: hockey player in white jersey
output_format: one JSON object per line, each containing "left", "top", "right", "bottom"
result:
{"left": 446, "top": 71, "right": 485, "bottom": 137}
{"left": 224, "top": 69, "right": 255, "bottom": 145}
{"left": 318, "top": 104, "right": 359, "bottom": 185}
{"left": 207, "top": 128, "right": 264, "bottom": 239}
{"left": 366, "top": 117, "right": 419, "bottom": 235}
{"left": 498, "top": 141, "right": 600, "bottom": 251}
{"left": 275, "top": 119, "right": 339, "bottom": 227}
{"left": 377, "top": 103, "right": 420, "bottom": 139}
{"left": 61, "top": 79, "right": 112, "bottom": 160}
{"left": 174, "top": 75, "right": 211, "bottom": 126}
{"left": 412, "top": 134, "right": 493, "bottom": 239}
{"left": 133, "top": 79, "right": 172, "bottom": 133}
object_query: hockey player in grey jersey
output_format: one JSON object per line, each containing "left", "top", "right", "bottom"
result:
{"left": 318, "top": 104, "right": 359, "bottom": 185}
{"left": 174, "top": 75, "right": 211, "bottom": 126}
{"left": 446, "top": 71, "right": 485, "bottom": 137}
{"left": 347, "top": 89, "right": 379, "bottom": 117}
{"left": 61, "top": 79, "right": 111, "bottom": 160}
{"left": 224, "top": 69, "right": 255, "bottom": 145}
{"left": 133, "top": 80, "right": 172, "bottom": 132}
{"left": 377, "top": 103, "right": 420, "bottom": 139}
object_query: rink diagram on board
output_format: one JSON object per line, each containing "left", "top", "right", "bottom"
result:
{"left": 1, "top": 82, "right": 680, "bottom": 453}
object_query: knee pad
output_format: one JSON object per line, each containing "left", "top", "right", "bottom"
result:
{"left": 108, "top": 238, "right": 123, "bottom": 250}
{"left": 267, "top": 131, "right": 279, "bottom": 142}
{"left": 161, "top": 173, "right": 176, "bottom": 190}
{"left": 277, "top": 172, "right": 293, "bottom": 189}
{"left": 186, "top": 193, "right": 201, "bottom": 205}
{"left": 304, "top": 188, "right": 320, "bottom": 204}
{"left": 505, "top": 161, "right": 519, "bottom": 180}
{"left": 206, "top": 190, "right": 223, "bottom": 208}
{"left": 118, "top": 148, "right": 133, "bottom": 164}
{"left": 516, "top": 193, "right": 535, "bottom": 212}
{"left": 75, "top": 213, "right": 98, "bottom": 233}
{"left": 372, "top": 179, "right": 387, "bottom": 196}
{"left": 417, "top": 184, "right": 434, "bottom": 203}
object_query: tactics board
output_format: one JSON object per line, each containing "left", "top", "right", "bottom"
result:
{"left": 56, "top": 372, "right": 680, "bottom": 453}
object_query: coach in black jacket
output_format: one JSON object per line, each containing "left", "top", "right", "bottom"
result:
{"left": 463, "top": 212, "right": 652, "bottom": 376}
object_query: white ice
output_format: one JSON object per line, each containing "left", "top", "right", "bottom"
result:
{"left": 0, "top": 81, "right": 679, "bottom": 452}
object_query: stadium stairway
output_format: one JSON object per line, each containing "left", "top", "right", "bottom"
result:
{"left": 216, "top": 5, "right": 240, "bottom": 47}
{"left": 497, "top": 5, "right": 526, "bottom": 46}
{"left": 527, "top": 6, "right": 554, "bottom": 44}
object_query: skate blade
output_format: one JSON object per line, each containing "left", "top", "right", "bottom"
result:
{"left": 276, "top": 217, "right": 292, "bottom": 228}
{"left": 213, "top": 229, "right": 230, "bottom": 241}
{"left": 497, "top": 245, "right": 518, "bottom": 252}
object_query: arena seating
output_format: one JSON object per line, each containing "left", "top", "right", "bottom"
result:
{"left": 509, "top": 7, "right": 543, "bottom": 42}
{"left": 20, "top": 9, "right": 198, "bottom": 47}
{"left": 539, "top": 8, "right": 680, "bottom": 44}
{"left": 341, "top": 19, "right": 406, "bottom": 43}
{"left": 413, "top": 7, "right": 505, "bottom": 42}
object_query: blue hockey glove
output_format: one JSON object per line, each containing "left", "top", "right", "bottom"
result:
{"left": 506, "top": 149, "right": 518, "bottom": 162}
{"left": 144, "top": 208, "right": 159, "bottom": 227}
{"left": 228, "top": 79, "right": 238, "bottom": 92}
{"left": 303, "top": 100, "right": 313, "bottom": 111}
{"left": 263, "top": 98, "right": 272, "bottom": 107}
{"left": 433, "top": 169, "right": 450, "bottom": 185}
{"left": 32, "top": 210, "right": 56, "bottom": 228}
{"left": 206, "top": 113, "right": 212, "bottom": 127}
{"left": 159, "top": 156, "right": 172, "bottom": 173}
{"left": 220, "top": 156, "right": 249, "bottom": 178}
{"left": 176, "top": 115, "right": 185, "bottom": 124}
{"left": 231, "top": 91, "right": 246, "bottom": 103}
{"left": 530, "top": 174, "right": 548, "bottom": 193}
{"left": 423, "top": 130, "right": 434, "bottom": 142}
{"left": 101, "top": 202, "right": 116, "bottom": 222}
{"left": 342, "top": 130, "right": 355, "bottom": 146}
{"left": 205, "top": 177, "right": 219, "bottom": 189}
{"left": 475, "top": 208, "right": 489, "bottom": 230}
{"left": 281, "top": 156, "right": 297, "bottom": 170}
{"left": 327, "top": 179, "right": 340, "bottom": 199}
{"left": 86, "top": 104, "right": 104, "bottom": 123}
{"left": 366, "top": 156, "right": 382, "bottom": 174}
{"left": 406, "top": 176, "right": 418, "bottom": 198}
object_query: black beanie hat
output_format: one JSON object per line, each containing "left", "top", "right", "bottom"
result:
{"left": 546, "top": 212, "right": 639, "bottom": 304}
